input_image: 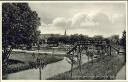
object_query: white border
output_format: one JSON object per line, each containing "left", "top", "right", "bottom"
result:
{"left": 0, "top": 1, "right": 127, "bottom": 3}
{"left": 0, "top": 1, "right": 127, "bottom": 82}
{"left": 126, "top": 0, "right": 128, "bottom": 80}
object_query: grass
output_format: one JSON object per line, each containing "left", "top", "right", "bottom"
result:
{"left": 44, "top": 55, "right": 63, "bottom": 64}
{"left": 48, "top": 55, "right": 125, "bottom": 80}
{"left": 6, "top": 52, "right": 64, "bottom": 74}
{"left": 10, "top": 51, "right": 64, "bottom": 63}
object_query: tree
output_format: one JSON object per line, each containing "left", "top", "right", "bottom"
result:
{"left": 93, "top": 35, "right": 104, "bottom": 41}
{"left": 2, "top": 3, "right": 41, "bottom": 77}
{"left": 120, "top": 31, "right": 126, "bottom": 47}
{"left": 120, "top": 30, "right": 126, "bottom": 53}
{"left": 109, "top": 35, "right": 119, "bottom": 45}
{"left": 70, "top": 34, "right": 79, "bottom": 44}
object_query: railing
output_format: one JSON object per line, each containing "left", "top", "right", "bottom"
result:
{"left": 65, "top": 40, "right": 123, "bottom": 78}
{"left": 66, "top": 40, "right": 110, "bottom": 56}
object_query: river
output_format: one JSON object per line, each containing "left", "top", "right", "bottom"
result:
{"left": 7, "top": 53, "right": 88, "bottom": 80}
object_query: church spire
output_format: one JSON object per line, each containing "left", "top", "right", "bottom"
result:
{"left": 64, "top": 29, "right": 67, "bottom": 36}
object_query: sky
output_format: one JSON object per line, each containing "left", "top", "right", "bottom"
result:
{"left": 29, "top": 1, "right": 126, "bottom": 37}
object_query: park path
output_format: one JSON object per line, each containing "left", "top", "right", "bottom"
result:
{"left": 116, "top": 64, "right": 126, "bottom": 80}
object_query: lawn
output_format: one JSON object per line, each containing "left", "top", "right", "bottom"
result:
{"left": 48, "top": 54, "right": 125, "bottom": 80}
{"left": 6, "top": 52, "right": 64, "bottom": 74}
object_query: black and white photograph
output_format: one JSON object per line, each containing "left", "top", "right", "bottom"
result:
{"left": 2, "top": 1, "right": 127, "bottom": 80}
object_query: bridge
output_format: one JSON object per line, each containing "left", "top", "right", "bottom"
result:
{"left": 65, "top": 40, "right": 123, "bottom": 78}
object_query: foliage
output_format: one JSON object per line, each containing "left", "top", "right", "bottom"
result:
{"left": 93, "top": 35, "right": 103, "bottom": 40}
{"left": 108, "top": 35, "right": 119, "bottom": 45}
{"left": 120, "top": 30, "right": 126, "bottom": 49}
{"left": 2, "top": 3, "right": 41, "bottom": 77}
{"left": 2, "top": 3, "right": 41, "bottom": 49}
{"left": 48, "top": 55, "right": 125, "bottom": 80}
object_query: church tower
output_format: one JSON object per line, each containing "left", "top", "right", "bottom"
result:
{"left": 64, "top": 29, "right": 67, "bottom": 36}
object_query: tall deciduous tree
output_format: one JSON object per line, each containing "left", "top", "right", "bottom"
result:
{"left": 2, "top": 3, "right": 41, "bottom": 76}
{"left": 119, "top": 30, "right": 126, "bottom": 63}
{"left": 120, "top": 30, "right": 126, "bottom": 53}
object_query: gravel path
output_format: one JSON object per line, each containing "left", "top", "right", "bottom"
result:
{"left": 116, "top": 65, "right": 126, "bottom": 80}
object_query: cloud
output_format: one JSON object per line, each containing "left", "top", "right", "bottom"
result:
{"left": 68, "top": 12, "right": 125, "bottom": 37}
{"left": 70, "top": 13, "right": 101, "bottom": 29}
{"left": 71, "top": 13, "right": 88, "bottom": 27}
{"left": 39, "top": 11, "right": 125, "bottom": 37}
{"left": 52, "top": 17, "right": 67, "bottom": 28}
{"left": 39, "top": 17, "right": 68, "bottom": 29}
{"left": 29, "top": 2, "right": 126, "bottom": 37}
{"left": 93, "top": 13, "right": 111, "bottom": 25}
{"left": 39, "top": 17, "right": 69, "bottom": 34}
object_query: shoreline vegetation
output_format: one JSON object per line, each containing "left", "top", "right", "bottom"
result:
{"left": 6, "top": 52, "right": 64, "bottom": 74}
{"left": 3, "top": 47, "right": 125, "bottom": 80}
{"left": 48, "top": 54, "right": 125, "bottom": 80}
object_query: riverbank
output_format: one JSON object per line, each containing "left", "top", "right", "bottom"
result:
{"left": 3, "top": 52, "right": 64, "bottom": 79}
{"left": 48, "top": 55, "right": 125, "bottom": 80}
{"left": 6, "top": 57, "right": 71, "bottom": 80}
{"left": 6, "top": 55, "right": 89, "bottom": 80}
{"left": 7, "top": 55, "right": 63, "bottom": 74}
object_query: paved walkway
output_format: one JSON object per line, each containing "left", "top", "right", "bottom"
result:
{"left": 116, "top": 65, "right": 126, "bottom": 80}
{"left": 12, "top": 49, "right": 66, "bottom": 55}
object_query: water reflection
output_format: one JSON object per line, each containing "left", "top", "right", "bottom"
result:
{"left": 7, "top": 57, "right": 71, "bottom": 80}
{"left": 7, "top": 54, "right": 88, "bottom": 80}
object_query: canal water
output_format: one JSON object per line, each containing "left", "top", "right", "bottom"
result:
{"left": 7, "top": 52, "right": 88, "bottom": 80}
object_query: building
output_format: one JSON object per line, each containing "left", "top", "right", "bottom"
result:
{"left": 40, "top": 29, "right": 67, "bottom": 43}
{"left": 64, "top": 29, "right": 67, "bottom": 36}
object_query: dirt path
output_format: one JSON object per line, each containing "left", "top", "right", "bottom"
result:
{"left": 48, "top": 55, "right": 125, "bottom": 80}
{"left": 116, "top": 65, "right": 126, "bottom": 80}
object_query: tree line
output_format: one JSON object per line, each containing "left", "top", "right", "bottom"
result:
{"left": 2, "top": 3, "right": 126, "bottom": 78}
{"left": 45, "top": 33, "right": 125, "bottom": 47}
